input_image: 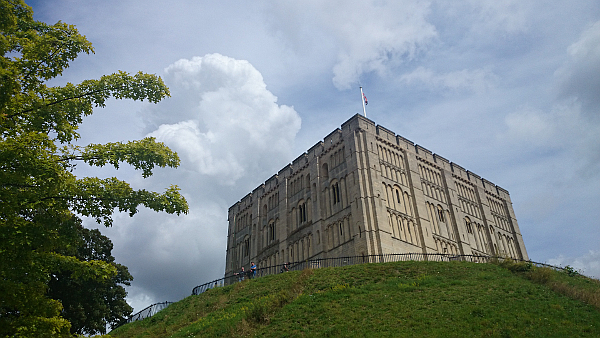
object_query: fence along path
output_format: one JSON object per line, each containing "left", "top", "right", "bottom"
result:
{"left": 125, "top": 301, "right": 174, "bottom": 324}
{"left": 123, "top": 253, "right": 564, "bottom": 326}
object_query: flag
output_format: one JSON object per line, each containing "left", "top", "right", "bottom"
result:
{"left": 363, "top": 93, "right": 368, "bottom": 105}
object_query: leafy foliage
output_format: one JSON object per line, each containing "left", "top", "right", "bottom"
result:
{"left": 47, "top": 219, "right": 134, "bottom": 335}
{"left": 0, "top": 1, "right": 188, "bottom": 336}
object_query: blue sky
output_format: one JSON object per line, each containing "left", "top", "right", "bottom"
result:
{"left": 28, "top": 0, "right": 600, "bottom": 312}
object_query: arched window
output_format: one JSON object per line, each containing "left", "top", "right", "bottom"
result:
{"left": 268, "top": 220, "right": 275, "bottom": 242}
{"left": 322, "top": 163, "right": 329, "bottom": 180}
{"left": 464, "top": 217, "right": 473, "bottom": 234}
{"left": 244, "top": 237, "right": 250, "bottom": 257}
{"left": 302, "top": 204, "right": 307, "bottom": 223}
{"left": 298, "top": 201, "right": 307, "bottom": 224}
{"left": 437, "top": 205, "right": 445, "bottom": 223}
{"left": 290, "top": 207, "right": 296, "bottom": 229}
{"left": 332, "top": 182, "right": 341, "bottom": 204}
{"left": 403, "top": 192, "right": 412, "bottom": 216}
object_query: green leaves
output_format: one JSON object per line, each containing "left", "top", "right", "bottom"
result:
{"left": 4, "top": 71, "right": 170, "bottom": 143}
{"left": 70, "top": 137, "right": 180, "bottom": 178}
{"left": 0, "top": 1, "right": 188, "bottom": 336}
{"left": 47, "top": 223, "right": 134, "bottom": 335}
{"left": 71, "top": 178, "right": 188, "bottom": 226}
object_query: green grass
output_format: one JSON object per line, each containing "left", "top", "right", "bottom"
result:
{"left": 109, "top": 261, "right": 600, "bottom": 338}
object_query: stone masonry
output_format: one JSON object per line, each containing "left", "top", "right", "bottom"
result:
{"left": 225, "top": 114, "right": 528, "bottom": 276}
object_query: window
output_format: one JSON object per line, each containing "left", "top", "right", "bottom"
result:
{"left": 464, "top": 217, "right": 473, "bottom": 234}
{"left": 437, "top": 205, "right": 445, "bottom": 222}
{"left": 244, "top": 238, "right": 250, "bottom": 257}
{"left": 332, "top": 182, "right": 341, "bottom": 204}
{"left": 268, "top": 221, "right": 275, "bottom": 241}
{"left": 298, "top": 202, "right": 307, "bottom": 224}
{"left": 322, "top": 163, "right": 329, "bottom": 180}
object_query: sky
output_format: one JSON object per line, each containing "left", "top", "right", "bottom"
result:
{"left": 27, "top": 0, "right": 600, "bottom": 312}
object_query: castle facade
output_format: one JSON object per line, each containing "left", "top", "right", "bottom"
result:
{"left": 225, "top": 114, "right": 528, "bottom": 276}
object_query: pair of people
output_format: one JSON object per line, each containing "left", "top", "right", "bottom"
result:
{"left": 237, "top": 262, "right": 257, "bottom": 281}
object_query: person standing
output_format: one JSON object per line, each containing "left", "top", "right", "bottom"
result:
{"left": 250, "top": 262, "right": 257, "bottom": 278}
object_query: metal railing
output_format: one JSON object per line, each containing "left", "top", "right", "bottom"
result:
{"left": 191, "top": 253, "right": 562, "bottom": 295}
{"left": 123, "top": 253, "right": 566, "bottom": 327}
{"left": 125, "top": 301, "right": 174, "bottom": 323}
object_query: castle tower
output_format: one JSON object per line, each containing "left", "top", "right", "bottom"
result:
{"left": 225, "top": 114, "right": 528, "bottom": 276}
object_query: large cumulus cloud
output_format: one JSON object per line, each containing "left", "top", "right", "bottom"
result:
{"left": 147, "top": 54, "right": 301, "bottom": 185}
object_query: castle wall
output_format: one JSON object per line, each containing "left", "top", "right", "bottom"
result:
{"left": 225, "top": 114, "right": 528, "bottom": 277}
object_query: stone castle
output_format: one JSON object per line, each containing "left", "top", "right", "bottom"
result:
{"left": 225, "top": 114, "right": 528, "bottom": 276}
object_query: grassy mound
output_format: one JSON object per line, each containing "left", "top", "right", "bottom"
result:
{"left": 109, "top": 260, "right": 600, "bottom": 337}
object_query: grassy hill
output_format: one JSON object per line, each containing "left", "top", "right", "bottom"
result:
{"left": 109, "top": 260, "right": 600, "bottom": 338}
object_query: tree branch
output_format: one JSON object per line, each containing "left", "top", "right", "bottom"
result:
{"left": 21, "top": 41, "right": 67, "bottom": 87}
{"left": 1, "top": 183, "right": 38, "bottom": 188}
{"left": 9, "top": 85, "right": 126, "bottom": 119}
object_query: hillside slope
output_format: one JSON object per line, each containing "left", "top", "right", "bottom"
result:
{"left": 110, "top": 260, "right": 600, "bottom": 337}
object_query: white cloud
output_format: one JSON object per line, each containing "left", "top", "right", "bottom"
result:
{"left": 265, "top": 1, "right": 437, "bottom": 90}
{"left": 499, "top": 98, "right": 600, "bottom": 154}
{"left": 399, "top": 66, "right": 497, "bottom": 93}
{"left": 465, "top": 0, "right": 529, "bottom": 34}
{"left": 547, "top": 251, "right": 600, "bottom": 280}
{"left": 555, "top": 20, "right": 600, "bottom": 114}
{"left": 147, "top": 54, "right": 301, "bottom": 185}
{"left": 503, "top": 107, "right": 557, "bottom": 148}
{"left": 567, "top": 20, "right": 600, "bottom": 63}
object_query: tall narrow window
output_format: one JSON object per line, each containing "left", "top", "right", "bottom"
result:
{"left": 302, "top": 204, "right": 307, "bottom": 223}
{"left": 244, "top": 238, "right": 250, "bottom": 257}
{"left": 437, "top": 205, "right": 445, "bottom": 222}
{"left": 322, "top": 163, "right": 329, "bottom": 180}
{"left": 332, "top": 183, "right": 341, "bottom": 204}
{"left": 464, "top": 217, "right": 473, "bottom": 234}
{"left": 298, "top": 202, "right": 307, "bottom": 224}
{"left": 268, "top": 221, "right": 275, "bottom": 242}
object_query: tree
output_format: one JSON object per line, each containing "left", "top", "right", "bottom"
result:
{"left": 0, "top": 1, "right": 188, "bottom": 337}
{"left": 47, "top": 218, "right": 134, "bottom": 335}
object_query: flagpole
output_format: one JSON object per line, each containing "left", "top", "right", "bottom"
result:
{"left": 360, "top": 86, "right": 367, "bottom": 117}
